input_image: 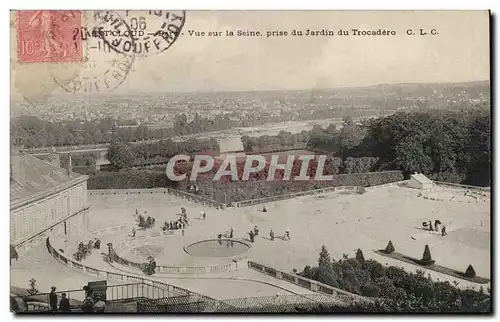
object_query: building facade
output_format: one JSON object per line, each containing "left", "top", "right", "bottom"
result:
{"left": 10, "top": 152, "right": 90, "bottom": 255}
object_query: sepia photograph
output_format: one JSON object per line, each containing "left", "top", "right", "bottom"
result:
{"left": 8, "top": 9, "right": 491, "bottom": 314}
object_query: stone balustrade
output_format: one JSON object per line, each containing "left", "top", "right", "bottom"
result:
{"left": 247, "top": 261, "right": 370, "bottom": 304}
{"left": 44, "top": 236, "right": 225, "bottom": 304}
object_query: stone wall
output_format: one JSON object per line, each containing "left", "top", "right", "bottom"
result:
{"left": 88, "top": 188, "right": 225, "bottom": 209}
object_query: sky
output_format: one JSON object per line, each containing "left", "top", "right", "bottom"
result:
{"left": 10, "top": 10, "right": 490, "bottom": 99}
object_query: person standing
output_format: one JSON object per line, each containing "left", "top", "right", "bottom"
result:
{"left": 93, "top": 294, "right": 106, "bottom": 313}
{"left": 150, "top": 257, "right": 157, "bottom": 275}
{"left": 270, "top": 229, "right": 275, "bottom": 241}
{"left": 285, "top": 229, "right": 290, "bottom": 241}
{"left": 59, "top": 293, "right": 71, "bottom": 312}
{"left": 249, "top": 230, "right": 254, "bottom": 243}
{"left": 229, "top": 227, "right": 234, "bottom": 239}
{"left": 131, "top": 227, "right": 136, "bottom": 238}
{"left": 49, "top": 286, "right": 58, "bottom": 312}
{"left": 82, "top": 293, "right": 94, "bottom": 313}
{"left": 434, "top": 220, "right": 441, "bottom": 233}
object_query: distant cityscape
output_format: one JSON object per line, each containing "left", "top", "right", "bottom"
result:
{"left": 11, "top": 81, "right": 489, "bottom": 127}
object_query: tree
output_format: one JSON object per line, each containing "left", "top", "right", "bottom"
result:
{"left": 106, "top": 141, "right": 137, "bottom": 169}
{"left": 318, "top": 245, "right": 331, "bottom": 268}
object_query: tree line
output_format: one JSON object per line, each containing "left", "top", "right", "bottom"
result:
{"left": 242, "top": 110, "right": 490, "bottom": 187}
{"left": 12, "top": 113, "right": 266, "bottom": 148}
{"left": 106, "top": 138, "right": 220, "bottom": 169}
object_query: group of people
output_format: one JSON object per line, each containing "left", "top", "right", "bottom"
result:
{"left": 133, "top": 206, "right": 198, "bottom": 238}
{"left": 143, "top": 256, "right": 157, "bottom": 276}
{"left": 248, "top": 226, "right": 259, "bottom": 242}
{"left": 81, "top": 286, "right": 106, "bottom": 313}
{"left": 48, "top": 286, "right": 106, "bottom": 313}
{"left": 260, "top": 205, "right": 291, "bottom": 241}
{"left": 73, "top": 238, "right": 101, "bottom": 262}
{"left": 218, "top": 227, "right": 234, "bottom": 240}
{"left": 49, "top": 286, "right": 71, "bottom": 312}
{"left": 137, "top": 212, "right": 156, "bottom": 230}
{"left": 423, "top": 219, "right": 447, "bottom": 236}
{"left": 162, "top": 219, "right": 186, "bottom": 232}
{"left": 160, "top": 206, "right": 191, "bottom": 236}
{"left": 246, "top": 225, "right": 290, "bottom": 243}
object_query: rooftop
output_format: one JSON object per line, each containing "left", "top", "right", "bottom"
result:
{"left": 10, "top": 153, "right": 84, "bottom": 203}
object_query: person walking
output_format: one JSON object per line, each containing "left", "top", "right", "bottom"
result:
{"left": 270, "top": 229, "right": 275, "bottom": 241}
{"left": 441, "top": 225, "right": 447, "bottom": 237}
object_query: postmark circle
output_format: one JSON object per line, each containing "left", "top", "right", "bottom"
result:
{"left": 49, "top": 10, "right": 135, "bottom": 94}
{"left": 114, "top": 10, "right": 186, "bottom": 57}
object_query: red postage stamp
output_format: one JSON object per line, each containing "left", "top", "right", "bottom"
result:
{"left": 17, "top": 10, "right": 83, "bottom": 63}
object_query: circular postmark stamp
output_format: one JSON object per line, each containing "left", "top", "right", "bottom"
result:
{"left": 49, "top": 10, "right": 135, "bottom": 94}
{"left": 111, "top": 10, "right": 186, "bottom": 57}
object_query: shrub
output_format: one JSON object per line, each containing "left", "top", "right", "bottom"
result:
{"left": 464, "top": 265, "right": 476, "bottom": 278}
{"left": 355, "top": 248, "right": 365, "bottom": 264}
{"left": 384, "top": 240, "right": 395, "bottom": 254}
{"left": 298, "top": 245, "right": 491, "bottom": 312}
{"left": 88, "top": 170, "right": 178, "bottom": 189}
{"left": 371, "top": 262, "right": 386, "bottom": 279}
{"left": 422, "top": 245, "right": 432, "bottom": 262}
{"left": 361, "top": 283, "right": 381, "bottom": 297}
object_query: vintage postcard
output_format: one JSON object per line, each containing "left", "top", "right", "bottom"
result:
{"left": 10, "top": 10, "right": 491, "bottom": 313}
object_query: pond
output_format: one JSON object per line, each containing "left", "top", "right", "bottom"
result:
{"left": 185, "top": 239, "right": 250, "bottom": 258}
